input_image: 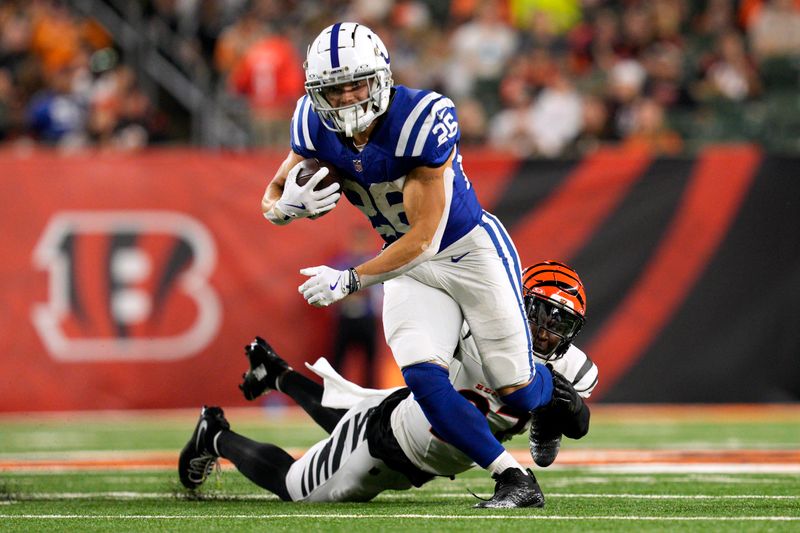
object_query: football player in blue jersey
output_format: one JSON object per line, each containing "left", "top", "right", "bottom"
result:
{"left": 260, "top": 22, "right": 554, "bottom": 507}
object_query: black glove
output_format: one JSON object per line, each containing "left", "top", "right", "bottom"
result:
{"left": 547, "top": 364, "right": 582, "bottom": 415}
{"left": 545, "top": 363, "right": 590, "bottom": 439}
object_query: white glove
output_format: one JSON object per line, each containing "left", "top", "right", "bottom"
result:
{"left": 298, "top": 265, "right": 360, "bottom": 307}
{"left": 274, "top": 163, "right": 341, "bottom": 220}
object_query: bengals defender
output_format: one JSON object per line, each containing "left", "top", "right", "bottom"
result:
{"left": 179, "top": 262, "right": 597, "bottom": 506}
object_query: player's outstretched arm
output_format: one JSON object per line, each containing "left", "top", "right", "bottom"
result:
{"left": 550, "top": 369, "right": 590, "bottom": 439}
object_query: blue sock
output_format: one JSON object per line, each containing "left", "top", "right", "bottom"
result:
{"left": 501, "top": 363, "right": 554, "bottom": 412}
{"left": 402, "top": 362, "right": 504, "bottom": 468}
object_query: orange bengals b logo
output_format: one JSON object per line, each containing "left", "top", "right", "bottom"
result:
{"left": 31, "top": 211, "right": 221, "bottom": 362}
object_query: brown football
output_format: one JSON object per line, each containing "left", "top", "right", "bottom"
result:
{"left": 295, "top": 158, "right": 342, "bottom": 191}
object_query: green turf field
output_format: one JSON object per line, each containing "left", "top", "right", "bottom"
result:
{"left": 1, "top": 405, "right": 798, "bottom": 532}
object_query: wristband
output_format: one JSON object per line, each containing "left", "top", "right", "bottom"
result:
{"left": 347, "top": 268, "right": 361, "bottom": 294}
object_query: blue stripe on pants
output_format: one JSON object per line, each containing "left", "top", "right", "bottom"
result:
{"left": 479, "top": 213, "right": 534, "bottom": 374}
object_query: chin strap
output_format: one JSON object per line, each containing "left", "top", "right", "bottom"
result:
{"left": 339, "top": 108, "right": 357, "bottom": 137}
{"left": 338, "top": 106, "right": 377, "bottom": 137}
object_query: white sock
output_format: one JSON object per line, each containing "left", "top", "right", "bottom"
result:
{"left": 486, "top": 451, "right": 525, "bottom": 476}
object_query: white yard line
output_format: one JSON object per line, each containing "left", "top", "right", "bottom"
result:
{"left": 0, "top": 513, "right": 798, "bottom": 521}
{"left": 8, "top": 464, "right": 800, "bottom": 473}
{"left": 589, "top": 464, "right": 800, "bottom": 474}
{"left": 3, "top": 492, "right": 798, "bottom": 501}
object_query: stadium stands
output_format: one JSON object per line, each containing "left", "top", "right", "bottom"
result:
{"left": 0, "top": 0, "right": 798, "bottom": 153}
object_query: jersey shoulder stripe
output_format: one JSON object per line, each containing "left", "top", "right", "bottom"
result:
{"left": 291, "top": 96, "right": 303, "bottom": 148}
{"left": 394, "top": 90, "right": 443, "bottom": 157}
{"left": 411, "top": 97, "right": 455, "bottom": 157}
{"left": 291, "top": 95, "right": 317, "bottom": 155}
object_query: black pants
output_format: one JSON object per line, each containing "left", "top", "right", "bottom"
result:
{"left": 333, "top": 316, "right": 378, "bottom": 388}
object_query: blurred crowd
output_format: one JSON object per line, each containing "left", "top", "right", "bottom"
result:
{"left": 0, "top": 0, "right": 170, "bottom": 150}
{"left": 1, "top": 0, "right": 799, "bottom": 154}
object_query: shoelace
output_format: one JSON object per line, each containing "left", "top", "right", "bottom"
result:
{"left": 187, "top": 452, "right": 218, "bottom": 484}
{"left": 467, "top": 487, "right": 491, "bottom": 502}
{"left": 466, "top": 472, "right": 503, "bottom": 503}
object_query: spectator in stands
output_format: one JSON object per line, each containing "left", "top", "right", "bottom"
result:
{"left": 490, "top": 58, "right": 582, "bottom": 157}
{"left": 522, "top": 46, "right": 559, "bottom": 94}
{"left": 748, "top": 0, "right": 800, "bottom": 62}
{"left": 214, "top": 9, "right": 268, "bottom": 76}
{"left": 606, "top": 58, "right": 648, "bottom": 139}
{"left": 488, "top": 63, "right": 538, "bottom": 155}
{"left": 0, "top": 2, "right": 33, "bottom": 82}
{"left": 346, "top": 0, "right": 394, "bottom": 24}
{"left": 88, "top": 64, "right": 159, "bottom": 150}
{"left": 227, "top": 22, "right": 304, "bottom": 145}
{"left": 574, "top": 93, "right": 616, "bottom": 154}
{"left": 622, "top": 97, "right": 683, "bottom": 155}
{"left": 651, "top": 0, "right": 687, "bottom": 46}
{"left": 687, "top": 0, "right": 735, "bottom": 56}
{"left": 29, "top": 0, "right": 82, "bottom": 76}
{"left": 528, "top": 62, "right": 583, "bottom": 157}
{"left": 383, "top": 1, "right": 444, "bottom": 90}
{"left": 641, "top": 41, "right": 694, "bottom": 110}
{"left": 517, "top": 8, "right": 569, "bottom": 56}
{"left": 454, "top": 96, "right": 488, "bottom": 146}
{"left": 1, "top": 0, "right": 797, "bottom": 151}
{"left": 569, "top": 7, "right": 621, "bottom": 77}
{"left": 617, "top": 4, "right": 655, "bottom": 59}
{"left": 696, "top": 30, "right": 762, "bottom": 102}
{"left": 444, "top": 0, "right": 517, "bottom": 111}
{"left": 26, "top": 64, "right": 86, "bottom": 146}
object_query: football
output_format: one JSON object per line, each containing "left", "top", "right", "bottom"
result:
{"left": 295, "top": 158, "right": 342, "bottom": 192}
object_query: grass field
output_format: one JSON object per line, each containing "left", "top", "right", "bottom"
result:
{"left": 1, "top": 404, "right": 799, "bottom": 532}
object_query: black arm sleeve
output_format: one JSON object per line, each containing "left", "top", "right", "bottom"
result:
{"left": 559, "top": 398, "right": 590, "bottom": 439}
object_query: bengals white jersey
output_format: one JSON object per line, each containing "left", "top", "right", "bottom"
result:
{"left": 391, "top": 325, "right": 598, "bottom": 476}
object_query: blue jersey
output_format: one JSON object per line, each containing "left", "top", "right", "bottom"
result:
{"left": 290, "top": 86, "right": 483, "bottom": 251}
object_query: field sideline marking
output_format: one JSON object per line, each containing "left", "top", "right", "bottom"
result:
{"left": 1, "top": 514, "right": 798, "bottom": 521}
{"left": 2, "top": 492, "right": 798, "bottom": 501}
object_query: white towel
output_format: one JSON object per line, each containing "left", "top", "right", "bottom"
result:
{"left": 305, "top": 357, "right": 402, "bottom": 409}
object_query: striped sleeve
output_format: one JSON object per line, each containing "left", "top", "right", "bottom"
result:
{"left": 572, "top": 356, "right": 599, "bottom": 399}
{"left": 394, "top": 91, "right": 458, "bottom": 166}
{"left": 552, "top": 345, "right": 599, "bottom": 399}
{"left": 290, "top": 95, "right": 318, "bottom": 157}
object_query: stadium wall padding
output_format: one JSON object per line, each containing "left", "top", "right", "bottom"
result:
{"left": 0, "top": 146, "right": 796, "bottom": 411}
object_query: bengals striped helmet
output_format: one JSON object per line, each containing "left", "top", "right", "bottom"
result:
{"left": 521, "top": 261, "right": 587, "bottom": 360}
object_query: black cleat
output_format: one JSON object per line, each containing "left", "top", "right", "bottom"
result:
{"left": 239, "top": 336, "right": 293, "bottom": 401}
{"left": 529, "top": 408, "right": 562, "bottom": 468}
{"left": 474, "top": 468, "right": 545, "bottom": 508}
{"left": 178, "top": 406, "right": 230, "bottom": 489}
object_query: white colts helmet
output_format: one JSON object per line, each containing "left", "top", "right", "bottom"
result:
{"left": 304, "top": 22, "right": 393, "bottom": 137}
